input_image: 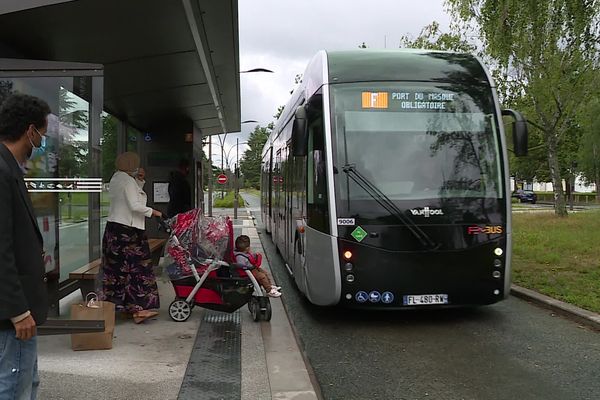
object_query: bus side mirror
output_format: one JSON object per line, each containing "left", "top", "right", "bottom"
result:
{"left": 292, "top": 106, "right": 308, "bottom": 157}
{"left": 502, "top": 109, "right": 528, "bottom": 157}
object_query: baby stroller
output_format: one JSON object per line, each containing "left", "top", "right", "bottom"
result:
{"left": 160, "top": 209, "right": 272, "bottom": 322}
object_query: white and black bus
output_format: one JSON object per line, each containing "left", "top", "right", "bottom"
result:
{"left": 261, "top": 50, "right": 528, "bottom": 308}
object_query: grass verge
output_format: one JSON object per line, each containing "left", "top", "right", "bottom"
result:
{"left": 512, "top": 210, "right": 600, "bottom": 313}
{"left": 214, "top": 191, "right": 246, "bottom": 208}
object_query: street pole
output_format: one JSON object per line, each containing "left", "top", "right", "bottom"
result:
{"left": 208, "top": 136, "right": 213, "bottom": 216}
{"left": 569, "top": 161, "right": 576, "bottom": 211}
{"left": 220, "top": 136, "right": 225, "bottom": 199}
{"left": 569, "top": 173, "right": 575, "bottom": 211}
{"left": 233, "top": 138, "right": 239, "bottom": 219}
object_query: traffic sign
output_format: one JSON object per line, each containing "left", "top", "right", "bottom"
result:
{"left": 217, "top": 174, "right": 228, "bottom": 184}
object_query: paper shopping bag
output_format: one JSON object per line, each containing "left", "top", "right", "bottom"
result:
{"left": 70, "top": 294, "right": 115, "bottom": 351}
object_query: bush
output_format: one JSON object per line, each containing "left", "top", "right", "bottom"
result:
{"left": 214, "top": 191, "right": 246, "bottom": 208}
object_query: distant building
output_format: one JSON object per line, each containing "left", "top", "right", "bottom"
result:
{"left": 510, "top": 177, "right": 596, "bottom": 193}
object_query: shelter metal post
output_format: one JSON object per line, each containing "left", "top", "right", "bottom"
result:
{"left": 88, "top": 75, "right": 103, "bottom": 262}
{"left": 234, "top": 138, "right": 239, "bottom": 219}
{"left": 208, "top": 136, "right": 213, "bottom": 216}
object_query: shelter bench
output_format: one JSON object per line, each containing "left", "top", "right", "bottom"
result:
{"left": 67, "top": 238, "right": 166, "bottom": 299}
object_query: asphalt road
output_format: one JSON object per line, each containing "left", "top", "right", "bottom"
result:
{"left": 240, "top": 193, "right": 600, "bottom": 400}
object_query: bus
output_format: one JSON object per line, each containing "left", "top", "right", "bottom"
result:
{"left": 260, "top": 50, "right": 528, "bottom": 308}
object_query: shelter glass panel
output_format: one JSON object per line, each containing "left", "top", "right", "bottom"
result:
{"left": 0, "top": 76, "right": 101, "bottom": 286}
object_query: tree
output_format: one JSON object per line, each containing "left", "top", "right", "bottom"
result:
{"left": 57, "top": 87, "right": 92, "bottom": 178}
{"left": 274, "top": 105, "right": 284, "bottom": 121}
{"left": 59, "top": 88, "right": 88, "bottom": 130}
{"left": 101, "top": 114, "right": 118, "bottom": 182}
{"left": 446, "top": 0, "right": 600, "bottom": 216}
{"left": 239, "top": 125, "right": 270, "bottom": 189}
{"left": 578, "top": 96, "right": 600, "bottom": 199}
{"left": 399, "top": 21, "right": 476, "bottom": 53}
{"left": 58, "top": 141, "right": 87, "bottom": 177}
{"left": 0, "top": 80, "right": 14, "bottom": 105}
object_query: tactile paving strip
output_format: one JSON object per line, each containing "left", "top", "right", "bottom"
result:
{"left": 178, "top": 311, "right": 241, "bottom": 400}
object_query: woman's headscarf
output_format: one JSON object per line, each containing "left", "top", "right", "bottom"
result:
{"left": 115, "top": 152, "right": 140, "bottom": 174}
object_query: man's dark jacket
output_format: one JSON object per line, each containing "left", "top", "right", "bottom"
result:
{"left": 167, "top": 170, "right": 192, "bottom": 217}
{"left": 0, "top": 143, "right": 48, "bottom": 330}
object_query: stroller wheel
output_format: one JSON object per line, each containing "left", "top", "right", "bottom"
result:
{"left": 169, "top": 299, "right": 192, "bottom": 322}
{"left": 260, "top": 297, "right": 272, "bottom": 322}
{"left": 249, "top": 297, "right": 261, "bottom": 322}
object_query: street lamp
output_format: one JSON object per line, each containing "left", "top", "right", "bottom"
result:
{"left": 240, "top": 68, "right": 274, "bottom": 73}
{"left": 205, "top": 87, "right": 268, "bottom": 215}
{"left": 211, "top": 153, "right": 235, "bottom": 171}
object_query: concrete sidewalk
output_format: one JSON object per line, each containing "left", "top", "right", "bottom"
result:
{"left": 37, "top": 207, "right": 318, "bottom": 400}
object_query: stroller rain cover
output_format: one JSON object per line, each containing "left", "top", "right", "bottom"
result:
{"left": 164, "top": 209, "right": 231, "bottom": 280}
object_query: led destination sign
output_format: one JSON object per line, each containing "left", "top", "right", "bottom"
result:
{"left": 362, "top": 91, "right": 457, "bottom": 111}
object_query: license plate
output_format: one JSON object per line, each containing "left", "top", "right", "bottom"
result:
{"left": 403, "top": 294, "right": 449, "bottom": 306}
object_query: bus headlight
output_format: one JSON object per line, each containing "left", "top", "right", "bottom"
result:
{"left": 493, "top": 259, "right": 502, "bottom": 268}
{"left": 346, "top": 274, "right": 355, "bottom": 283}
{"left": 492, "top": 270, "right": 502, "bottom": 279}
{"left": 494, "top": 248, "right": 503, "bottom": 256}
{"left": 344, "top": 263, "right": 353, "bottom": 272}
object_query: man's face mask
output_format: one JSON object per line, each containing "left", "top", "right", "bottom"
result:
{"left": 28, "top": 126, "right": 47, "bottom": 159}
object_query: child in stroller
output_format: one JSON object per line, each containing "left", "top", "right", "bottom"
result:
{"left": 161, "top": 209, "right": 273, "bottom": 322}
{"left": 234, "top": 235, "right": 281, "bottom": 297}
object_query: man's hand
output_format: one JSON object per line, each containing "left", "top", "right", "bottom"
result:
{"left": 13, "top": 315, "right": 36, "bottom": 340}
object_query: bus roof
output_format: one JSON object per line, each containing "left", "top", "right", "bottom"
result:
{"left": 326, "top": 49, "right": 490, "bottom": 86}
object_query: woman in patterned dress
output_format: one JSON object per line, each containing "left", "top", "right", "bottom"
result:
{"left": 100, "top": 152, "right": 162, "bottom": 323}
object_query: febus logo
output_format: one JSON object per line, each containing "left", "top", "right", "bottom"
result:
{"left": 361, "top": 92, "right": 388, "bottom": 109}
{"left": 409, "top": 207, "right": 444, "bottom": 217}
{"left": 467, "top": 226, "right": 503, "bottom": 235}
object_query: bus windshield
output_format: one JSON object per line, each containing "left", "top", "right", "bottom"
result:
{"left": 331, "top": 82, "right": 503, "bottom": 203}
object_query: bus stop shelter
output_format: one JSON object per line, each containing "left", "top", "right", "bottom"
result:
{"left": 0, "top": 0, "right": 241, "bottom": 316}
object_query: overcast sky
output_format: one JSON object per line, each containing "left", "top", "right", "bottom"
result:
{"left": 213, "top": 0, "right": 451, "bottom": 166}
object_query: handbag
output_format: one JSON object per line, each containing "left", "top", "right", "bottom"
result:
{"left": 70, "top": 293, "right": 115, "bottom": 351}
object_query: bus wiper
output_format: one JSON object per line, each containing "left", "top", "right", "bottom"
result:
{"left": 342, "top": 163, "right": 439, "bottom": 250}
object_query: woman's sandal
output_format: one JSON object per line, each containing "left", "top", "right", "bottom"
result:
{"left": 133, "top": 310, "right": 159, "bottom": 324}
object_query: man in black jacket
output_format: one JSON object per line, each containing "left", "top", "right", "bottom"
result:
{"left": 0, "top": 93, "right": 51, "bottom": 399}
{"left": 167, "top": 158, "right": 192, "bottom": 217}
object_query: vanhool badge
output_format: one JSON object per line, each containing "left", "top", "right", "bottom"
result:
{"left": 351, "top": 226, "right": 368, "bottom": 242}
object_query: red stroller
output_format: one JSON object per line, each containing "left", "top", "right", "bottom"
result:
{"left": 161, "top": 209, "right": 272, "bottom": 322}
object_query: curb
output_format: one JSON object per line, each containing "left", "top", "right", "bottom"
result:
{"left": 246, "top": 207, "right": 324, "bottom": 400}
{"left": 511, "top": 284, "right": 600, "bottom": 331}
